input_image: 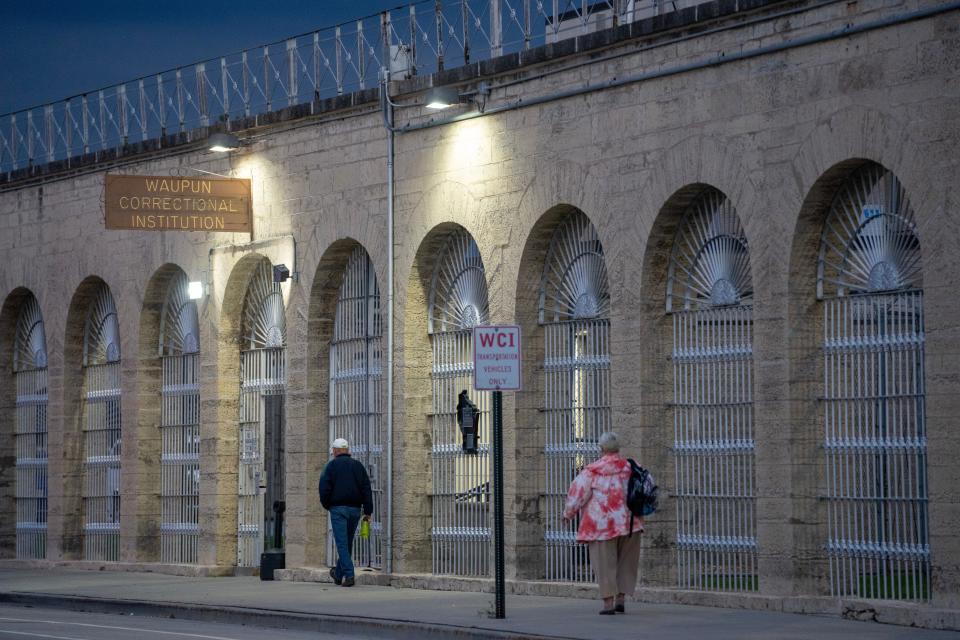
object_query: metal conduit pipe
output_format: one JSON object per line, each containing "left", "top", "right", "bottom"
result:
{"left": 395, "top": 0, "right": 960, "bottom": 133}
{"left": 381, "top": 70, "right": 397, "bottom": 575}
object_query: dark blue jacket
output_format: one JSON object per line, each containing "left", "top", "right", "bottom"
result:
{"left": 318, "top": 453, "right": 373, "bottom": 515}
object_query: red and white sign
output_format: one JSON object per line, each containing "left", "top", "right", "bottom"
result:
{"left": 473, "top": 325, "right": 522, "bottom": 391}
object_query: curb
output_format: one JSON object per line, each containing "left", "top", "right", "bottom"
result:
{"left": 0, "top": 591, "right": 576, "bottom": 640}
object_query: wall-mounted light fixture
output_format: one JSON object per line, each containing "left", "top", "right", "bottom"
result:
{"left": 208, "top": 132, "right": 241, "bottom": 153}
{"left": 273, "top": 264, "right": 295, "bottom": 283}
{"left": 425, "top": 86, "right": 461, "bottom": 110}
{"left": 187, "top": 281, "right": 205, "bottom": 300}
{"left": 424, "top": 83, "right": 491, "bottom": 113}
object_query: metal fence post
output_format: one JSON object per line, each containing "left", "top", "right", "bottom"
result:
{"left": 491, "top": 0, "right": 502, "bottom": 57}
{"left": 492, "top": 389, "right": 505, "bottom": 619}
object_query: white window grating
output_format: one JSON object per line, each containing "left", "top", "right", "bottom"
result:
{"left": 540, "top": 211, "right": 610, "bottom": 583}
{"left": 327, "top": 246, "right": 384, "bottom": 569}
{"left": 237, "top": 260, "right": 286, "bottom": 567}
{"left": 667, "top": 191, "right": 758, "bottom": 592}
{"left": 159, "top": 273, "right": 200, "bottom": 564}
{"left": 82, "top": 284, "right": 122, "bottom": 561}
{"left": 14, "top": 295, "right": 48, "bottom": 559}
{"left": 818, "top": 166, "right": 929, "bottom": 601}
{"left": 429, "top": 230, "right": 491, "bottom": 577}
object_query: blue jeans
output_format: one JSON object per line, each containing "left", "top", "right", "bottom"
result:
{"left": 330, "top": 505, "right": 362, "bottom": 580}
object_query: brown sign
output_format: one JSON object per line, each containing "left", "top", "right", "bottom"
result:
{"left": 104, "top": 174, "right": 251, "bottom": 233}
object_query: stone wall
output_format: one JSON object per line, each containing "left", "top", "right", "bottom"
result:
{"left": 0, "top": 0, "right": 957, "bottom": 611}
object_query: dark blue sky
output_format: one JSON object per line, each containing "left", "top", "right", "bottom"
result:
{"left": 0, "top": 1, "right": 403, "bottom": 114}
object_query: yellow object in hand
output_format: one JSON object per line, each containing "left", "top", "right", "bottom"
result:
{"left": 360, "top": 519, "right": 370, "bottom": 539}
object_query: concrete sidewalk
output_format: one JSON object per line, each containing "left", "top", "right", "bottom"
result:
{"left": 0, "top": 566, "right": 956, "bottom": 640}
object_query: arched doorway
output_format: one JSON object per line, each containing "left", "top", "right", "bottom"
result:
{"left": 429, "top": 229, "right": 491, "bottom": 576}
{"left": 158, "top": 272, "right": 201, "bottom": 564}
{"left": 666, "top": 189, "right": 757, "bottom": 592}
{"left": 327, "top": 245, "right": 384, "bottom": 569}
{"left": 817, "top": 165, "right": 928, "bottom": 600}
{"left": 13, "top": 294, "right": 48, "bottom": 559}
{"left": 237, "top": 259, "right": 286, "bottom": 567}
{"left": 539, "top": 210, "right": 610, "bottom": 583}
{"left": 82, "top": 283, "right": 122, "bottom": 561}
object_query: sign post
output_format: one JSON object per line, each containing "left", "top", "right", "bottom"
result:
{"left": 473, "top": 325, "right": 521, "bottom": 620}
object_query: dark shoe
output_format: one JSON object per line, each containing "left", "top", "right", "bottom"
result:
{"left": 615, "top": 603, "right": 625, "bottom": 613}
{"left": 599, "top": 609, "right": 616, "bottom": 615}
{"left": 329, "top": 568, "right": 341, "bottom": 585}
{"left": 342, "top": 576, "right": 355, "bottom": 587}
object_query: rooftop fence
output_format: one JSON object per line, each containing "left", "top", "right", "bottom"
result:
{"left": 0, "top": 0, "right": 707, "bottom": 174}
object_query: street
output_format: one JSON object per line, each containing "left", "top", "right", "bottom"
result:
{"left": 0, "top": 604, "right": 375, "bottom": 640}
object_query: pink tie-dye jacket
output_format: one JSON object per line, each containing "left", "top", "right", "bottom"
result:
{"left": 563, "top": 453, "right": 645, "bottom": 542}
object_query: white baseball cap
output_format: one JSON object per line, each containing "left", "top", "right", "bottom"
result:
{"left": 332, "top": 438, "right": 349, "bottom": 449}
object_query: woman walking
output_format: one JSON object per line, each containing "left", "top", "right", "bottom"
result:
{"left": 563, "top": 432, "right": 644, "bottom": 615}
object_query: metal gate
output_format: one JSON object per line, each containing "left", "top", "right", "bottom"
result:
{"left": 82, "top": 284, "right": 122, "bottom": 561}
{"left": 429, "top": 230, "right": 491, "bottom": 576}
{"left": 540, "top": 211, "right": 610, "bottom": 583}
{"left": 818, "top": 165, "right": 929, "bottom": 600}
{"left": 327, "top": 246, "right": 384, "bottom": 569}
{"left": 159, "top": 274, "right": 200, "bottom": 564}
{"left": 14, "top": 295, "right": 47, "bottom": 559}
{"left": 237, "top": 261, "right": 286, "bottom": 567}
{"left": 667, "top": 191, "right": 757, "bottom": 592}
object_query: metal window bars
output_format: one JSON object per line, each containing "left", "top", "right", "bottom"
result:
{"left": 0, "top": 0, "right": 712, "bottom": 175}
{"left": 540, "top": 211, "right": 610, "bottom": 583}
{"left": 327, "top": 247, "right": 385, "bottom": 570}
{"left": 667, "top": 191, "right": 758, "bottom": 592}
{"left": 429, "top": 230, "right": 492, "bottom": 576}
{"left": 672, "top": 306, "right": 756, "bottom": 591}
{"left": 159, "top": 274, "right": 201, "bottom": 564}
{"left": 237, "top": 261, "right": 286, "bottom": 567}
{"left": 14, "top": 296, "right": 48, "bottom": 559}
{"left": 818, "top": 166, "right": 929, "bottom": 600}
{"left": 82, "top": 285, "right": 122, "bottom": 562}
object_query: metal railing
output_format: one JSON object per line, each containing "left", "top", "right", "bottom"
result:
{"left": 431, "top": 329, "right": 492, "bottom": 576}
{"left": 161, "top": 353, "right": 201, "bottom": 564}
{"left": 15, "top": 367, "right": 48, "bottom": 560}
{"left": 0, "top": 0, "right": 709, "bottom": 175}
{"left": 823, "top": 291, "right": 930, "bottom": 600}
{"left": 83, "top": 362, "right": 122, "bottom": 562}
{"left": 673, "top": 306, "right": 757, "bottom": 592}
{"left": 543, "top": 319, "right": 609, "bottom": 582}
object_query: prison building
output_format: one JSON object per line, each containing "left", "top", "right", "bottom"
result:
{"left": 0, "top": 0, "right": 957, "bottom": 626}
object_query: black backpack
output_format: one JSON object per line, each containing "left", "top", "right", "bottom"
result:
{"left": 626, "top": 459, "right": 658, "bottom": 534}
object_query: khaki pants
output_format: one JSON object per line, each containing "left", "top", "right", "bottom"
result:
{"left": 589, "top": 533, "right": 642, "bottom": 599}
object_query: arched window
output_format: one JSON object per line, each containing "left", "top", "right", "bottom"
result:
{"left": 817, "top": 165, "right": 928, "bottom": 600}
{"left": 667, "top": 190, "right": 757, "bottom": 592}
{"left": 159, "top": 273, "right": 200, "bottom": 564}
{"left": 328, "top": 246, "right": 383, "bottom": 568}
{"left": 429, "top": 229, "right": 490, "bottom": 576}
{"left": 237, "top": 259, "right": 287, "bottom": 567}
{"left": 82, "top": 284, "right": 122, "bottom": 561}
{"left": 13, "top": 295, "right": 47, "bottom": 559}
{"left": 540, "top": 211, "right": 610, "bottom": 583}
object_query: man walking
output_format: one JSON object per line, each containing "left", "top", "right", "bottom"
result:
{"left": 319, "top": 438, "right": 372, "bottom": 587}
